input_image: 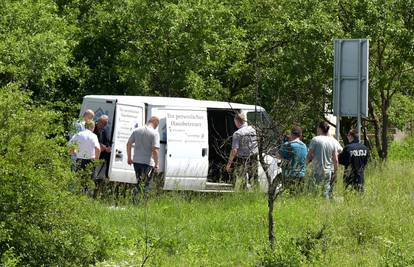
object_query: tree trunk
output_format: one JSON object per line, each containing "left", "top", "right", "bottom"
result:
{"left": 369, "top": 100, "right": 383, "bottom": 158}
{"left": 268, "top": 193, "right": 275, "bottom": 250}
{"left": 380, "top": 98, "right": 390, "bottom": 160}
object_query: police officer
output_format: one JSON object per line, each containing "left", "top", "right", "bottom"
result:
{"left": 339, "top": 129, "right": 369, "bottom": 192}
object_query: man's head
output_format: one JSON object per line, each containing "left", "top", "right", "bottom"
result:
{"left": 234, "top": 113, "right": 246, "bottom": 129}
{"left": 148, "top": 116, "right": 160, "bottom": 129}
{"left": 289, "top": 126, "right": 302, "bottom": 140}
{"left": 96, "top": 115, "right": 109, "bottom": 129}
{"left": 347, "top": 129, "right": 359, "bottom": 143}
{"left": 83, "top": 109, "right": 95, "bottom": 122}
{"left": 317, "top": 121, "right": 330, "bottom": 136}
{"left": 85, "top": 120, "right": 95, "bottom": 131}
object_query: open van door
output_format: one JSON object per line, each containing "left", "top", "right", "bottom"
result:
{"left": 158, "top": 107, "right": 209, "bottom": 190}
{"left": 80, "top": 98, "right": 115, "bottom": 137}
{"left": 108, "top": 100, "right": 145, "bottom": 183}
{"left": 80, "top": 98, "right": 116, "bottom": 180}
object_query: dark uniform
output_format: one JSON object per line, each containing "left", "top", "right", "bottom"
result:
{"left": 94, "top": 127, "right": 111, "bottom": 178}
{"left": 338, "top": 140, "right": 369, "bottom": 192}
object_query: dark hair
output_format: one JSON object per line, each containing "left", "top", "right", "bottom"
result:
{"left": 291, "top": 126, "right": 302, "bottom": 137}
{"left": 348, "top": 129, "right": 359, "bottom": 140}
{"left": 318, "top": 121, "right": 330, "bottom": 134}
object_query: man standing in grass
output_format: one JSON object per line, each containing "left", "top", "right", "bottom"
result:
{"left": 69, "top": 120, "right": 101, "bottom": 192}
{"left": 306, "top": 121, "right": 342, "bottom": 198}
{"left": 339, "top": 129, "right": 369, "bottom": 193}
{"left": 127, "top": 116, "right": 160, "bottom": 197}
{"left": 279, "top": 126, "right": 308, "bottom": 192}
{"left": 226, "top": 112, "right": 259, "bottom": 189}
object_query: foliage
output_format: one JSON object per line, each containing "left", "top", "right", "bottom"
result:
{"left": 388, "top": 94, "right": 414, "bottom": 131}
{"left": 388, "top": 135, "right": 414, "bottom": 161}
{"left": 1, "top": 0, "right": 413, "bottom": 151}
{"left": 256, "top": 242, "right": 305, "bottom": 267}
{"left": 381, "top": 241, "right": 414, "bottom": 267}
{"left": 0, "top": 0, "right": 79, "bottom": 101}
{"left": 0, "top": 85, "right": 108, "bottom": 266}
{"left": 337, "top": 0, "right": 414, "bottom": 159}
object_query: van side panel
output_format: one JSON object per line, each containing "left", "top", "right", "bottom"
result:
{"left": 150, "top": 106, "right": 209, "bottom": 190}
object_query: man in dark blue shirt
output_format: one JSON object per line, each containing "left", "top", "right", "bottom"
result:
{"left": 279, "top": 126, "right": 308, "bottom": 192}
{"left": 338, "top": 129, "right": 369, "bottom": 192}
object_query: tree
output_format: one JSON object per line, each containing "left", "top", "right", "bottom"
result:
{"left": 0, "top": 85, "right": 108, "bottom": 266}
{"left": 337, "top": 0, "right": 414, "bottom": 159}
{"left": 0, "top": 0, "right": 79, "bottom": 101}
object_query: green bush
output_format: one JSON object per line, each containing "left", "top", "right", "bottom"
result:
{"left": 256, "top": 236, "right": 307, "bottom": 267}
{"left": 0, "top": 85, "right": 109, "bottom": 266}
{"left": 382, "top": 241, "right": 414, "bottom": 267}
{"left": 388, "top": 136, "right": 414, "bottom": 161}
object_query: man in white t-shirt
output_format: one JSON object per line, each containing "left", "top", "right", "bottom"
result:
{"left": 127, "top": 116, "right": 160, "bottom": 196}
{"left": 306, "top": 121, "right": 342, "bottom": 198}
{"left": 69, "top": 121, "right": 101, "bottom": 185}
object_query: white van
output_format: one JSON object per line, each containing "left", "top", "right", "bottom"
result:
{"left": 80, "top": 95, "right": 279, "bottom": 192}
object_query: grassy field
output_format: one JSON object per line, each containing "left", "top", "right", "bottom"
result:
{"left": 86, "top": 161, "right": 414, "bottom": 266}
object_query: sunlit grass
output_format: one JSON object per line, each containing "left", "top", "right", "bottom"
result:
{"left": 89, "top": 160, "right": 414, "bottom": 266}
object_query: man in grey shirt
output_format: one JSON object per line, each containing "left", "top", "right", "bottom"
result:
{"left": 226, "top": 112, "right": 259, "bottom": 189}
{"left": 127, "top": 116, "right": 160, "bottom": 195}
{"left": 306, "top": 121, "right": 342, "bottom": 198}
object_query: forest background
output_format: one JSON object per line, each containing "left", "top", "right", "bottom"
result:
{"left": 1, "top": 0, "right": 414, "bottom": 157}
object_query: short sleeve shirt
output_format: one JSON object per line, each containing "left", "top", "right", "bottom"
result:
{"left": 309, "top": 135, "right": 343, "bottom": 175}
{"left": 69, "top": 129, "right": 100, "bottom": 159}
{"left": 279, "top": 140, "right": 308, "bottom": 177}
{"left": 128, "top": 125, "right": 160, "bottom": 166}
{"left": 232, "top": 124, "right": 258, "bottom": 158}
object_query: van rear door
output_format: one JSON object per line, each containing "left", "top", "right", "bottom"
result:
{"left": 159, "top": 107, "right": 209, "bottom": 190}
{"left": 108, "top": 100, "right": 145, "bottom": 183}
{"left": 80, "top": 98, "right": 115, "bottom": 137}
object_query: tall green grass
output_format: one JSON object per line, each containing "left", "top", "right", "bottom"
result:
{"left": 88, "top": 161, "right": 414, "bottom": 266}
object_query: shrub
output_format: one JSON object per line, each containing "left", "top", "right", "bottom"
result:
{"left": 382, "top": 241, "right": 414, "bottom": 267}
{"left": 256, "top": 236, "right": 306, "bottom": 267}
{"left": 0, "top": 85, "right": 108, "bottom": 266}
{"left": 388, "top": 135, "right": 414, "bottom": 161}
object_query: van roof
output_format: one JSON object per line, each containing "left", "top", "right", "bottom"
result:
{"left": 84, "top": 95, "right": 265, "bottom": 111}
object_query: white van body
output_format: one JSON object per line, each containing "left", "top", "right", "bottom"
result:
{"left": 81, "top": 95, "right": 280, "bottom": 192}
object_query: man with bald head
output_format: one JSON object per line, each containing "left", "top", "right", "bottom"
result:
{"left": 127, "top": 116, "right": 160, "bottom": 197}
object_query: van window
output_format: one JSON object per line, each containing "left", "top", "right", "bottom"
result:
{"left": 247, "top": 111, "right": 271, "bottom": 128}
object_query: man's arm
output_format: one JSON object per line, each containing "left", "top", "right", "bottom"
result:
{"left": 226, "top": 148, "right": 238, "bottom": 172}
{"left": 94, "top": 147, "right": 101, "bottom": 160}
{"left": 332, "top": 150, "right": 339, "bottom": 172}
{"left": 127, "top": 132, "right": 135, "bottom": 165}
{"left": 127, "top": 141, "right": 133, "bottom": 165}
{"left": 338, "top": 147, "right": 349, "bottom": 166}
{"left": 305, "top": 148, "right": 314, "bottom": 164}
{"left": 152, "top": 147, "right": 160, "bottom": 172}
{"left": 330, "top": 150, "right": 339, "bottom": 184}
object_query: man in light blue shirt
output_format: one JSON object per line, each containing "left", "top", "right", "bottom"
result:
{"left": 279, "top": 126, "right": 307, "bottom": 192}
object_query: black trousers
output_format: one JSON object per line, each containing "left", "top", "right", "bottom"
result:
{"left": 231, "top": 155, "right": 258, "bottom": 187}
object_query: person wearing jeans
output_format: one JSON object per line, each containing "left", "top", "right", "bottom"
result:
{"left": 127, "top": 116, "right": 160, "bottom": 198}
{"left": 306, "top": 121, "right": 342, "bottom": 199}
